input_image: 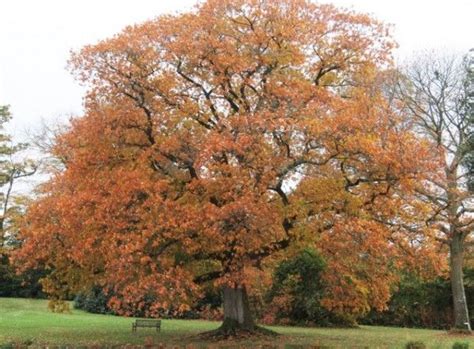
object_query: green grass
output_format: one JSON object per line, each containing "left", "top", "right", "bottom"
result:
{"left": 0, "top": 298, "right": 472, "bottom": 348}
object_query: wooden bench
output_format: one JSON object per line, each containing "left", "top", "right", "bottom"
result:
{"left": 132, "top": 319, "right": 161, "bottom": 332}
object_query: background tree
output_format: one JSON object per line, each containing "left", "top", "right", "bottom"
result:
{"left": 462, "top": 49, "right": 474, "bottom": 189}
{"left": 0, "top": 105, "right": 37, "bottom": 247}
{"left": 15, "top": 0, "right": 442, "bottom": 335}
{"left": 26, "top": 117, "right": 70, "bottom": 173}
{"left": 0, "top": 105, "right": 38, "bottom": 246}
{"left": 0, "top": 105, "right": 39, "bottom": 297}
{"left": 394, "top": 51, "right": 474, "bottom": 331}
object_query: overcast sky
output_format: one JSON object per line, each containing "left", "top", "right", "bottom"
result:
{"left": 0, "top": 0, "right": 472, "bottom": 139}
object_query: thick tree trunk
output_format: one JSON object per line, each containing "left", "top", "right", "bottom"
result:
{"left": 199, "top": 285, "right": 276, "bottom": 339}
{"left": 220, "top": 285, "right": 256, "bottom": 332}
{"left": 450, "top": 233, "right": 471, "bottom": 331}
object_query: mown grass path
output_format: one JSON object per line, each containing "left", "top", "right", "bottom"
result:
{"left": 0, "top": 298, "right": 472, "bottom": 348}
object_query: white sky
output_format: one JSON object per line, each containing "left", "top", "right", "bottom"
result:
{"left": 0, "top": 0, "right": 472, "bottom": 139}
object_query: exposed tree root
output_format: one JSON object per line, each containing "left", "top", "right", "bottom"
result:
{"left": 198, "top": 319, "right": 278, "bottom": 340}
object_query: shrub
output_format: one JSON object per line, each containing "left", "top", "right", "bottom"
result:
{"left": 0, "top": 338, "right": 34, "bottom": 349}
{"left": 361, "top": 270, "right": 474, "bottom": 329}
{"left": 73, "top": 286, "right": 113, "bottom": 315}
{"left": 0, "top": 254, "right": 46, "bottom": 298}
{"left": 264, "top": 249, "right": 352, "bottom": 327}
{"left": 48, "top": 299, "right": 71, "bottom": 313}
{"left": 452, "top": 342, "right": 469, "bottom": 349}
{"left": 405, "top": 341, "right": 426, "bottom": 349}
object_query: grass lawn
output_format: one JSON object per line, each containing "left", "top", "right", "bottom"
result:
{"left": 0, "top": 298, "right": 472, "bottom": 348}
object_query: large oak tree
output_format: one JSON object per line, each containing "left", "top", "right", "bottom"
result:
{"left": 15, "top": 0, "right": 442, "bottom": 334}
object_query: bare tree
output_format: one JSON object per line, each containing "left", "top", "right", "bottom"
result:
{"left": 395, "top": 51, "right": 473, "bottom": 331}
{"left": 0, "top": 106, "right": 37, "bottom": 247}
{"left": 25, "top": 117, "right": 70, "bottom": 173}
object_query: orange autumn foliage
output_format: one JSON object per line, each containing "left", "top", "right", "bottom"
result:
{"left": 15, "top": 0, "right": 444, "bottom": 318}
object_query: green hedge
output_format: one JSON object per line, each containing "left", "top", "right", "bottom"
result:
{"left": 361, "top": 270, "right": 474, "bottom": 329}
